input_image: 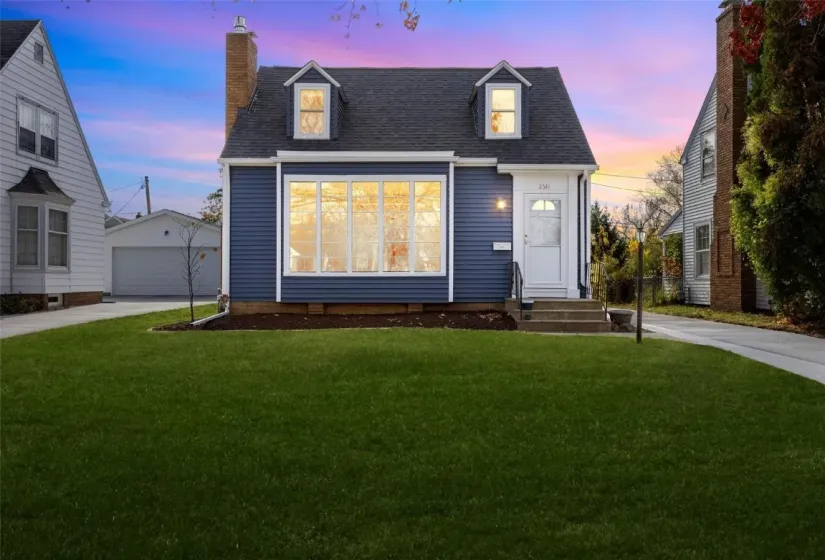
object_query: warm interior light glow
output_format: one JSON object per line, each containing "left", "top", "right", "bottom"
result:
{"left": 496, "top": 198, "right": 507, "bottom": 210}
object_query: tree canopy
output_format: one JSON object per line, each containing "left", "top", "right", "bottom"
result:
{"left": 732, "top": 0, "right": 825, "bottom": 320}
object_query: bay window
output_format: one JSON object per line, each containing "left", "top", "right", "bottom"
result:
{"left": 48, "top": 209, "right": 69, "bottom": 267}
{"left": 286, "top": 176, "right": 446, "bottom": 275}
{"left": 16, "top": 206, "right": 39, "bottom": 266}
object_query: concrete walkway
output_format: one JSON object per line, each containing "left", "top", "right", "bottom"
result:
{"left": 635, "top": 312, "right": 825, "bottom": 385}
{"left": 0, "top": 297, "right": 213, "bottom": 339}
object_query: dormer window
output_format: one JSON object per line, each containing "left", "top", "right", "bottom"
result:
{"left": 294, "top": 83, "right": 330, "bottom": 140}
{"left": 485, "top": 83, "right": 521, "bottom": 139}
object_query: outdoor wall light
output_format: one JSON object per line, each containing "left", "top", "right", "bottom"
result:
{"left": 496, "top": 198, "right": 507, "bottom": 210}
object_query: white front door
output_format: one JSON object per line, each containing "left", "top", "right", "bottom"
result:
{"left": 523, "top": 194, "right": 566, "bottom": 288}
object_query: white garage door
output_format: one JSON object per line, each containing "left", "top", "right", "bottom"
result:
{"left": 112, "top": 247, "right": 221, "bottom": 296}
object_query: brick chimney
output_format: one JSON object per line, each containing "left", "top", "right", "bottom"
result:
{"left": 712, "top": 0, "right": 756, "bottom": 311}
{"left": 225, "top": 16, "right": 257, "bottom": 139}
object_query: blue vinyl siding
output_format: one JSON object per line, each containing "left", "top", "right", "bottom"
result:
{"left": 281, "top": 163, "right": 449, "bottom": 303}
{"left": 453, "top": 167, "right": 513, "bottom": 302}
{"left": 230, "top": 166, "right": 279, "bottom": 301}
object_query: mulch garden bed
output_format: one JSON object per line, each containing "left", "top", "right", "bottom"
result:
{"left": 156, "top": 311, "right": 517, "bottom": 332}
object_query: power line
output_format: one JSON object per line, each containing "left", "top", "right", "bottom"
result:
{"left": 591, "top": 182, "right": 648, "bottom": 193}
{"left": 111, "top": 185, "right": 144, "bottom": 217}
{"left": 106, "top": 180, "right": 142, "bottom": 193}
{"left": 593, "top": 172, "right": 651, "bottom": 181}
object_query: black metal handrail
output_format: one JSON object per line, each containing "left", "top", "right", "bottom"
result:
{"left": 586, "top": 261, "right": 608, "bottom": 321}
{"left": 510, "top": 261, "right": 524, "bottom": 320}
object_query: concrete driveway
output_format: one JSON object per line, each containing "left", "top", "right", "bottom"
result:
{"left": 635, "top": 312, "right": 825, "bottom": 385}
{"left": 0, "top": 296, "right": 214, "bottom": 339}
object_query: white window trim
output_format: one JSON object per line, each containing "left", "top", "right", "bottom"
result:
{"left": 694, "top": 222, "right": 711, "bottom": 278}
{"left": 293, "top": 83, "right": 331, "bottom": 140}
{"left": 16, "top": 96, "right": 59, "bottom": 165}
{"left": 485, "top": 83, "right": 522, "bottom": 139}
{"left": 46, "top": 204, "right": 71, "bottom": 271}
{"left": 10, "top": 198, "right": 72, "bottom": 272}
{"left": 283, "top": 175, "right": 447, "bottom": 277}
{"left": 700, "top": 128, "right": 715, "bottom": 180}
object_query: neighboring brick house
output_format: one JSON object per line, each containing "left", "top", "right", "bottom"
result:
{"left": 665, "top": 0, "right": 770, "bottom": 312}
{"left": 218, "top": 16, "right": 607, "bottom": 330}
{"left": 0, "top": 20, "right": 109, "bottom": 310}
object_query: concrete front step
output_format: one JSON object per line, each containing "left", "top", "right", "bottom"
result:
{"left": 505, "top": 298, "right": 604, "bottom": 311}
{"left": 513, "top": 318, "right": 612, "bottom": 333}
{"left": 511, "top": 309, "right": 607, "bottom": 321}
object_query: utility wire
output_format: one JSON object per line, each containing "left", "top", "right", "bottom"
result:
{"left": 111, "top": 185, "right": 144, "bottom": 217}
{"left": 591, "top": 182, "right": 648, "bottom": 193}
{"left": 106, "top": 180, "right": 142, "bottom": 193}
{"left": 593, "top": 172, "right": 651, "bottom": 181}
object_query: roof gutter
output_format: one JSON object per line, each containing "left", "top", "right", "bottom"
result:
{"left": 497, "top": 164, "right": 599, "bottom": 174}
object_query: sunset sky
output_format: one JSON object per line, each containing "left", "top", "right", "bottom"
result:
{"left": 2, "top": 0, "right": 719, "bottom": 217}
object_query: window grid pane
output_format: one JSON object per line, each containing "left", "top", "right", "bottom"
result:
{"left": 491, "top": 89, "right": 516, "bottom": 110}
{"left": 321, "top": 182, "right": 347, "bottom": 272}
{"left": 40, "top": 110, "right": 56, "bottom": 160}
{"left": 414, "top": 182, "right": 441, "bottom": 272}
{"left": 18, "top": 101, "right": 36, "bottom": 154}
{"left": 16, "top": 206, "right": 39, "bottom": 267}
{"left": 289, "top": 182, "right": 317, "bottom": 272}
{"left": 49, "top": 209, "right": 68, "bottom": 233}
{"left": 491, "top": 111, "right": 515, "bottom": 134}
{"left": 352, "top": 182, "right": 379, "bottom": 272}
{"left": 383, "top": 182, "right": 410, "bottom": 272}
{"left": 48, "top": 232, "right": 68, "bottom": 267}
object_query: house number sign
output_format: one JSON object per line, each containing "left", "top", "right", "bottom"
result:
{"left": 538, "top": 184, "right": 550, "bottom": 190}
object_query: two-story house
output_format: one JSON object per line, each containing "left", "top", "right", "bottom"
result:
{"left": 219, "top": 17, "right": 601, "bottom": 323}
{"left": 661, "top": 0, "right": 770, "bottom": 312}
{"left": 1, "top": 20, "right": 109, "bottom": 310}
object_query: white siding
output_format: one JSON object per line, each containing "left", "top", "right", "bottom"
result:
{"left": 104, "top": 213, "right": 221, "bottom": 294}
{"left": 0, "top": 24, "right": 105, "bottom": 295}
{"left": 682, "top": 87, "right": 716, "bottom": 306}
{"left": 755, "top": 277, "right": 771, "bottom": 310}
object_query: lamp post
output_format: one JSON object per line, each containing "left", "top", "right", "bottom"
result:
{"left": 636, "top": 228, "right": 646, "bottom": 344}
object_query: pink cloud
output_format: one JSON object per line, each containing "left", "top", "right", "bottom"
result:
{"left": 86, "top": 117, "right": 224, "bottom": 164}
{"left": 99, "top": 162, "right": 219, "bottom": 187}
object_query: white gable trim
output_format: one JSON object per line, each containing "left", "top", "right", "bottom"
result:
{"left": 474, "top": 60, "right": 532, "bottom": 88}
{"left": 284, "top": 60, "right": 342, "bottom": 88}
{"left": 39, "top": 23, "right": 110, "bottom": 206}
{"left": 105, "top": 209, "right": 220, "bottom": 235}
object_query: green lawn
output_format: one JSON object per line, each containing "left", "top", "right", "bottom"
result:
{"left": 2, "top": 310, "right": 825, "bottom": 559}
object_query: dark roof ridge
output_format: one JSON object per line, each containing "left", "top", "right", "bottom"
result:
{"left": 260, "top": 65, "right": 560, "bottom": 71}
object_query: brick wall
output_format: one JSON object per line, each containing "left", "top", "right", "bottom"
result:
{"left": 225, "top": 30, "right": 258, "bottom": 138}
{"left": 712, "top": 0, "right": 756, "bottom": 312}
{"left": 64, "top": 291, "right": 103, "bottom": 308}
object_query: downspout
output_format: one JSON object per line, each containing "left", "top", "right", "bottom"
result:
{"left": 577, "top": 173, "right": 584, "bottom": 298}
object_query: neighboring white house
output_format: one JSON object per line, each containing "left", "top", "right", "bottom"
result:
{"left": 1, "top": 19, "right": 109, "bottom": 308}
{"left": 104, "top": 210, "right": 221, "bottom": 296}
{"left": 679, "top": 76, "right": 769, "bottom": 310}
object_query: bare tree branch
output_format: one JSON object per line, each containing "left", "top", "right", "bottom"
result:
{"left": 177, "top": 219, "right": 206, "bottom": 324}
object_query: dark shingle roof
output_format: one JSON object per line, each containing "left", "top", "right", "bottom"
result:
{"left": 8, "top": 167, "right": 73, "bottom": 201}
{"left": 1, "top": 20, "right": 39, "bottom": 70}
{"left": 222, "top": 66, "right": 596, "bottom": 165}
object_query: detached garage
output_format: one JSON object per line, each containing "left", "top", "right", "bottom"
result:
{"left": 105, "top": 210, "right": 221, "bottom": 297}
